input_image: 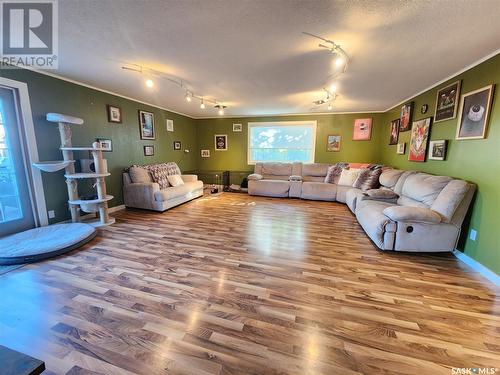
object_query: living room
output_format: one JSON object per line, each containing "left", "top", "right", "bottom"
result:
{"left": 0, "top": 1, "right": 499, "bottom": 374}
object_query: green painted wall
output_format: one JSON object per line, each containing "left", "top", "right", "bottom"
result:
{"left": 379, "top": 54, "right": 500, "bottom": 274}
{"left": 0, "top": 69, "right": 197, "bottom": 223}
{"left": 196, "top": 113, "right": 385, "bottom": 172}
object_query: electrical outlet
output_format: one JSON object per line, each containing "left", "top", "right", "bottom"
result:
{"left": 48, "top": 210, "right": 55, "bottom": 219}
{"left": 469, "top": 229, "right": 477, "bottom": 241}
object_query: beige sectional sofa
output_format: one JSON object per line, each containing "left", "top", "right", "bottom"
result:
{"left": 248, "top": 162, "right": 475, "bottom": 253}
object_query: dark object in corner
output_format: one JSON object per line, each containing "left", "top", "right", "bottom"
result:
{"left": 0, "top": 345, "right": 45, "bottom": 375}
{"left": 241, "top": 177, "right": 248, "bottom": 189}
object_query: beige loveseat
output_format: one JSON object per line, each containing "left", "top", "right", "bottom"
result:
{"left": 123, "top": 163, "right": 203, "bottom": 211}
{"left": 248, "top": 162, "right": 475, "bottom": 253}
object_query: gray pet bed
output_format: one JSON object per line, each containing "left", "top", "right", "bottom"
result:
{"left": 0, "top": 223, "right": 97, "bottom": 265}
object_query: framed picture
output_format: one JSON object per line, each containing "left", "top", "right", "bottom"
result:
{"left": 233, "top": 123, "right": 242, "bottom": 132}
{"left": 166, "top": 119, "right": 174, "bottom": 132}
{"left": 326, "top": 135, "right": 341, "bottom": 152}
{"left": 389, "top": 119, "right": 400, "bottom": 145}
{"left": 353, "top": 118, "right": 372, "bottom": 141}
{"left": 428, "top": 140, "right": 447, "bottom": 161}
{"left": 138, "top": 110, "right": 155, "bottom": 140}
{"left": 408, "top": 117, "right": 432, "bottom": 162}
{"left": 434, "top": 80, "right": 461, "bottom": 123}
{"left": 143, "top": 145, "right": 154, "bottom": 156}
{"left": 201, "top": 149, "right": 210, "bottom": 158}
{"left": 96, "top": 138, "right": 112, "bottom": 152}
{"left": 456, "top": 84, "right": 495, "bottom": 140}
{"left": 173, "top": 141, "right": 181, "bottom": 150}
{"left": 399, "top": 102, "right": 413, "bottom": 132}
{"left": 396, "top": 142, "right": 406, "bottom": 154}
{"left": 106, "top": 105, "right": 122, "bottom": 123}
{"left": 214, "top": 134, "right": 227, "bottom": 150}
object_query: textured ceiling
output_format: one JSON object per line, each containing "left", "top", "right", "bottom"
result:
{"left": 54, "top": 0, "right": 500, "bottom": 118}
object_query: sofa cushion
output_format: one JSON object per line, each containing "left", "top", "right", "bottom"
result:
{"left": 338, "top": 168, "right": 361, "bottom": 186}
{"left": 129, "top": 166, "right": 152, "bottom": 183}
{"left": 383, "top": 206, "right": 441, "bottom": 224}
{"left": 248, "top": 180, "right": 290, "bottom": 197}
{"left": 301, "top": 182, "right": 337, "bottom": 201}
{"left": 402, "top": 173, "right": 453, "bottom": 207}
{"left": 154, "top": 181, "right": 203, "bottom": 202}
{"left": 346, "top": 188, "right": 363, "bottom": 213}
{"left": 356, "top": 200, "right": 397, "bottom": 249}
{"left": 430, "top": 179, "right": 469, "bottom": 223}
{"left": 165, "top": 162, "right": 181, "bottom": 176}
{"left": 302, "top": 163, "right": 329, "bottom": 177}
{"left": 379, "top": 169, "right": 404, "bottom": 189}
{"left": 261, "top": 163, "right": 292, "bottom": 176}
{"left": 149, "top": 164, "right": 170, "bottom": 189}
{"left": 167, "top": 174, "right": 184, "bottom": 187}
{"left": 335, "top": 185, "right": 351, "bottom": 203}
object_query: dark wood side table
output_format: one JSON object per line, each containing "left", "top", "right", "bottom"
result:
{"left": 0, "top": 345, "right": 45, "bottom": 375}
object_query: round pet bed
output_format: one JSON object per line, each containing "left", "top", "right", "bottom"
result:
{"left": 0, "top": 223, "right": 97, "bottom": 265}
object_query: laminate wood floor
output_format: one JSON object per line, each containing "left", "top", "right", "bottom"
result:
{"left": 0, "top": 193, "right": 498, "bottom": 375}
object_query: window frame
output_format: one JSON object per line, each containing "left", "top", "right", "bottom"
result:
{"left": 247, "top": 120, "right": 317, "bottom": 165}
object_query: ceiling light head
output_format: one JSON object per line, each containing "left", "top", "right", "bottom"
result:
{"left": 330, "top": 83, "right": 337, "bottom": 93}
{"left": 200, "top": 98, "right": 205, "bottom": 109}
{"left": 335, "top": 56, "right": 344, "bottom": 67}
{"left": 145, "top": 79, "right": 154, "bottom": 88}
{"left": 327, "top": 103, "right": 333, "bottom": 111}
{"left": 185, "top": 92, "right": 192, "bottom": 102}
{"left": 215, "top": 104, "right": 226, "bottom": 115}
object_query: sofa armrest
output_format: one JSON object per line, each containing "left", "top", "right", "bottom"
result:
{"left": 383, "top": 206, "right": 441, "bottom": 224}
{"left": 124, "top": 182, "right": 160, "bottom": 202}
{"left": 181, "top": 174, "right": 198, "bottom": 183}
{"left": 248, "top": 173, "right": 263, "bottom": 181}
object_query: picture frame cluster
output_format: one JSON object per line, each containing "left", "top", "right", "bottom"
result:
{"left": 388, "top": 81, "right": 495, "bottom": 162}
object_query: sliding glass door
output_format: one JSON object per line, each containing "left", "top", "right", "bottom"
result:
{"left": 0, "top": 87, "right": 35, "bottom": 237}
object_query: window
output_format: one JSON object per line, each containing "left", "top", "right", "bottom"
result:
{"left": 248, "top": 121, "right": 317, "bottom": 164}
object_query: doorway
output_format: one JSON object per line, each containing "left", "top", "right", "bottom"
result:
{"left": 0, "top": 87, "right": 36, "bottom": 237}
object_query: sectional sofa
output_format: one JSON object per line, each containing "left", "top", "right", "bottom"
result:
{"left": 248, "top": 162, "right": 475, "bottom": 253}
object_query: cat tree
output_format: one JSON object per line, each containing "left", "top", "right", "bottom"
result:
{"left": 34, "top": 112, "right": 115, "bottom": 226}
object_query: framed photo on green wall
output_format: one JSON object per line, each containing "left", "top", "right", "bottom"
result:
{"left": 215, "top": 134, "right": 227, "bottom": 150}
{"left": 456, "top": 84, "right": 495, "bottom": 140}
{"left": 138, "top": 110, "right": 155, "bottom": 140}
{"left": 326, "top": 135, "right": 341, "bottom": 151}
{"left": 434, "top": 80, "right": 461, "bottom": 123}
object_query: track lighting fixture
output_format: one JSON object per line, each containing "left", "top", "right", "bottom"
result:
{"left": 121, "top": 63, "right": 229, "bottom": 114}
{"left": 330, "top": 83, "right": 337, "bottom": 93}
{"left": 327, "top": 103, "right": 332, "bottom": 110}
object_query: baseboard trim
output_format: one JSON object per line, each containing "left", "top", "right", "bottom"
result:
{"left": 109, "top": 204, "right": 126, "bottom": 213}
{"left": 453, "top": 250, "right": 499, "bottom": 287}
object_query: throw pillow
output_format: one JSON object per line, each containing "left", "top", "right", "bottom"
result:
{"left": 353, "top": 168, "right": 382, "bottom": 190}
{"left": 128, "top": 166, "right": 152, "bottom": 183}
{"left": 149, "top": 164, "right": 170, "bottom": 189}
{"left": 167, "top": 174, "right": 184, "bottom": 187}
{"left": 248, "top": 173, "right": 263, "bottom": 181}
{"left": 365, "top": 189, "right": 399, "bottom": 199}
{"left": 324, "top": 162, "right": 349, "bottom": 184}
{"left": 165, "top": 162, "right": 181, "bottom": 176}
{"left": 338, "top": 168, "right": 361, "bottom": 186}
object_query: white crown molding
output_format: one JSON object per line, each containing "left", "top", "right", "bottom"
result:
{"left": 453, "top": 250, "right": 499, "bottom": 287}
{"left": 385, "top": 47, "right": 500, "bottom": 112}
{"left": 196, "top": 110, "right": 385, "bottom": 120}
{"left": 25, "top": 68, "right": 197, "bottom": 119}
{"left": 27, "top": 48, "right": 500, "bottom": 120}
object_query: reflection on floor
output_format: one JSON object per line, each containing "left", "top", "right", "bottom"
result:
{"left": 0, "top": 193, "right": 498, "bottom": 375}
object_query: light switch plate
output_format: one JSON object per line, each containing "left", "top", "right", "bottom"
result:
{"left": 48, "top": 210, "right": 55, "bottom": 219}
{"left": 469, "top": 229, "right": 477, "bottom": 241}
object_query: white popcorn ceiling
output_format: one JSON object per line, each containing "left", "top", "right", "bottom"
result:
{"left": 53, "top": 0, "right": 500, "bottom": 118}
